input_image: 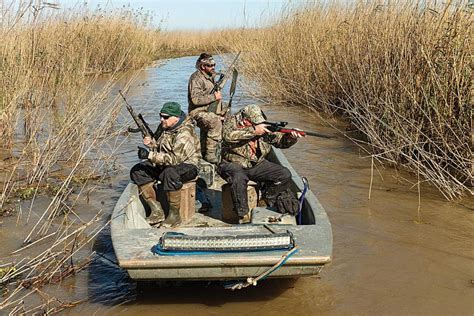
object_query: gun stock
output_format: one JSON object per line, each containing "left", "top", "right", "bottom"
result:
{"left": 228, "top": 68, "right": 239, "bottom": 109}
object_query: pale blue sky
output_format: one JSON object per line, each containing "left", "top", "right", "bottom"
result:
{"left": 58, "top": 0, "right": 298, "bottom": 30}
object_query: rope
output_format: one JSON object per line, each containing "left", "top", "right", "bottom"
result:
{"left": 297, "top": 177, "right": 309, "bottom": 224}
{"left": 224, "top": 246, "right": 299, "bottom": 290}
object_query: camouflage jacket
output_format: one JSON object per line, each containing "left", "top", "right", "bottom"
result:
{"left": 187, "top": 69, "right": 217, "bottom": 114}
{"left": 221, "top": 112, "right": 298, "bottom": 168}
{"left": 147, "top": 113, "right": 201, "bottom": 167}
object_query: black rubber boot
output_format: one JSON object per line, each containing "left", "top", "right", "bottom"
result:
{"left": 238, "top": 212, "right": 251, "bottom": 224}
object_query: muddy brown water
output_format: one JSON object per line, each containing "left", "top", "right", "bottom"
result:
{"left": 1, "top": 56, "right": 473, "bottom": 315}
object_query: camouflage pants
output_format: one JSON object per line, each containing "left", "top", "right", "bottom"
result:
{"left": 191, "top": 111, "right": 222, "bottom": 163}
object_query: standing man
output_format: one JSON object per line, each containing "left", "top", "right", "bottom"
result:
{"left": 188, "top": 53, "right": 223, "bottom": 164}
{"left": 218, "top": 104, "right": 302, "bottom": 223}
{"left": 130, "top": 102, "right": 200, "bottom": 227}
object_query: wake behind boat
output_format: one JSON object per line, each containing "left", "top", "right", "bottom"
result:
{"left": 110, "top": 147, "right": 332, "bottom": 283}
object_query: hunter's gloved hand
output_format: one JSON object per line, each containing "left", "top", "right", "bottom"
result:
{"left": 137, "top": 146, "right": 149, "bottom": 160}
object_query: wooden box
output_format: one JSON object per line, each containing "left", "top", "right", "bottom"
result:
{"left": 156, "top": 181, "right": 196, "bottom": 222}
{"left": 221, "top": 183, "right": 258, "bottom": 223}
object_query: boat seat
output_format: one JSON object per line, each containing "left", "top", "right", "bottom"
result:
{"left": 251, "top": 206, "right": 297, "bottom": 225}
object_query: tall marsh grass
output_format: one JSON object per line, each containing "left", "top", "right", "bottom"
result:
{"left": 0, "top": 2, "right": 163, "bottom": 312}
{"left": 0, "top": 2, "right": 162, "bottom": 206}
{"left": 153, "top": 29, "right": 253, "bottom": 58}
{"left": 227, "top": 1, "right": 472, "bottom": 199}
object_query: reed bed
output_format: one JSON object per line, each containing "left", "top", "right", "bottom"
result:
{"left": 0, "top": 0, "right": 471, "bottom": 313}
{"left": 226, "top": 0, "right": 473, "bottom": 200}
{"left": 154, "top": 29, "right": 249, "bottom": 58}
{"left": 0, "top": 2, "right": 162, "bottom": 313}
{"left": 0, "top": 2, "right": 159, "bottom": 205}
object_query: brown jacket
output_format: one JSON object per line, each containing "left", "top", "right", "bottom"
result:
{"left": 187, "top": 69, "right": 217, "bottom": 114}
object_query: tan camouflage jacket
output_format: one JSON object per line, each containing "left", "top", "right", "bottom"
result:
{"left": 187, "top": 69, "right": 217, "bottom": 114}
{"left": 147, "top": 114, "right": 201, "bottom": 167}
{"left": 221, "top": 112, "right": 298, "bottom": 168}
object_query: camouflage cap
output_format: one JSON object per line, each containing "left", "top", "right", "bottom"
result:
{"left": 200, "top": 57, "right": 215, "bottom": 66}
{"left": 241, "top": 104, "right": 266, "bottom": 124}
{"left": 196, "top": 53, "right": 215, "bottom": 67}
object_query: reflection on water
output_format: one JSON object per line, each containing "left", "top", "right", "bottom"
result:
{"left": 3, "top": 55, "right": 470, "bottom": 315}
{"left": 88, "top": 226, "right": 136, "bottom": 306}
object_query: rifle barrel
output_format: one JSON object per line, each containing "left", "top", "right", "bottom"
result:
{"left": 210, "top": 52, "right": 241, "bottom": 94}
{"left": 303, "top": 130, "right": 334, "bottom": 139}
{"left": 278, "top": 127, "right": 334, "bottom": 139}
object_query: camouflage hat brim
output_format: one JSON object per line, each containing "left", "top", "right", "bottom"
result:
{"left": 200, "top": 57, "right": 215, "bottom": 66}
{"left": 241, "top": 104, "right": 266, "bottom": 124}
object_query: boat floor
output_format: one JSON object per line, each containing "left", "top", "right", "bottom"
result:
{"left": 178, "top": 212, "right": 232, "bottom": 228}
{"left": 167, "top": 174, "right": 297, "bottom": 228}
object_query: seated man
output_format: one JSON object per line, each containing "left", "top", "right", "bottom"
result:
{"left": 218, "top": 104, "right": 302, "bottom": 223}
{"left": 130, "top": 102, "right": 201, "bottom": 227}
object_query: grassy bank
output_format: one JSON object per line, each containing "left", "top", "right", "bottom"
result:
{"left": 226, "top": 1, "right": 472, "bottom": 200}
{"left": 0, "top": 3, "right": 158, "bottom": 139}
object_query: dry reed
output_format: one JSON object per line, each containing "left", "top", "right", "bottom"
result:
{"left": 225, "top": 0, "right": 472, "bottom": 199}
{"left": 0, "top": 1, "right": 230, "bottom": 312}
{"left": 0, "top": 2, "right": 161, "bottom": 207}
{"left": 0, "top": 2, "right": 164, "bottom": 314}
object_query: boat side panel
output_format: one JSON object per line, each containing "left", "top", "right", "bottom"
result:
{"left": 126, "top": 265, "right": 325, "bottom": 281}
{"left": 268, "top": 148, "right": 333, "bottom": 256}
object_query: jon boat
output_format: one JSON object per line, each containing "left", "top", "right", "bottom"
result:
{"left": 111, "top": 148, "right": 332, "bottom": 284}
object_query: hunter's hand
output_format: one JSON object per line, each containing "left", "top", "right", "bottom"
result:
{"left": 214, "top": 91, "right": 222, "bottom": 101}
{"left": 254, "top": 124, "right": 270, "bottom": 136}
{"left": 143, "top": 136, "right": 152, "bottom": 146}
{"left": 290, "top": 129, "right": 304, "bottom": 138}
{"left": 137, "top": 146, "right": 149, "bottom": 160}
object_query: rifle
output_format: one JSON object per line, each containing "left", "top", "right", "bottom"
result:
{"left": 264, "top": 121, "right": 334, "bottom": 139}
{"left": 118, "top": 90, "right": 154, "bottom": 139}
{"left": 208, "top": 52, "right": 241, "bottom": 114}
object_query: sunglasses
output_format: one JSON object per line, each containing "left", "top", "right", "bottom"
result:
{"left": 205, "top": 64, "right": 216, "bottom": 68}
{"left": 160, "top": 114, "right": 171, "bottom": 119}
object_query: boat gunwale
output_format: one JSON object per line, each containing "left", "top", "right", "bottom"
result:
{"left": 118, "top": 255, "right": 332, "bottom": 269}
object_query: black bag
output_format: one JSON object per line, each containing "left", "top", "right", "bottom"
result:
{"left": 275, "top": 188, "right": 299, "bottom": 215}
{"left": 262, "top": 183, "right": 299, "bottom": 215}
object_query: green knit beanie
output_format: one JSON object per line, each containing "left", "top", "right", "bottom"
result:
{"left": 160, "top": 102, "right": 182, "bottom": 117}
